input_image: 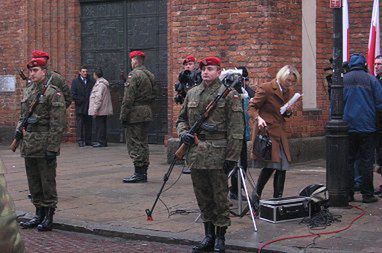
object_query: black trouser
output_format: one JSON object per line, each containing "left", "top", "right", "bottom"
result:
{"left": 376, "top": 131, "right": 382, "bottom": 166}
{"left": 348, "top": 132, "right": 375, "bottom": 197}
{"left": 94, "top": 115, "right": 107, "bottom": 145}
{"left": 75, "top": 114, "right": 92, "bottom": 144}
{"left": 230, "top": 140, "right": 247, "bottom": 195}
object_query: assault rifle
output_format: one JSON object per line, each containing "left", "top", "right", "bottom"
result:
{"left": 10, "top": 75, "right": 53, "bottom": 152}
{"left": 145, "top": 76, "right": 242, "bottom": 221}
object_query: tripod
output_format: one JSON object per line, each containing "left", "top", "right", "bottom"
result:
{"left": 228, "top": 165, "right": 258, "bottom": 232}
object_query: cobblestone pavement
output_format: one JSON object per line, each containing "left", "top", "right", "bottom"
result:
{"left": 2, "top": 144, "right": 382, "bottom": 252}
{"left": 20, "top": 229, "right": 246, "bottom": 253}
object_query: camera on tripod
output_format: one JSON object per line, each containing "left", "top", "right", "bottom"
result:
{"left": 174, "top": 69, "right": 202, "bottom": 104}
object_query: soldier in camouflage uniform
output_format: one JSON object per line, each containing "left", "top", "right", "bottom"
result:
{"left": 120, "top": 51, "right": 155, "bottom": 183}
{"left": 16, "top": 57, "right": 66, "bottom": 232}
{"left": 32, "top": 50, "right": 72, "bottom": 108}
{"left": 176, "top": 57, "right": 244, "bottom": 253}
{"left": 0, "top": 159, "right": 25, "bottom": 253}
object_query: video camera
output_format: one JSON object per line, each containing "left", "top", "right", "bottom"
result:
{"left": 174, "top": 69, "right": 202, "bottom": 104}
{"left": 219, "top": 68, "right": 250, "bottom": 94}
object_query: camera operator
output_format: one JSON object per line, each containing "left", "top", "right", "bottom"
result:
{"left": 174, "top": 55, "right": 202, "bottom": 105}
{"left": 228, "top": 66, "right": 255, "bottom": 200}
{"left": 175, "top": 55, "right": 202, "bottom": 174}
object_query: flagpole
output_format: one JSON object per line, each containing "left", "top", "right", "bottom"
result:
{"left": 367, "top": 0, "right": 380, "bottom": 75}
{"left": 326, "top": 0, "right": 349, "bottom": 207}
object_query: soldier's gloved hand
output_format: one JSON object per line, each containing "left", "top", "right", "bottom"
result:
{"left": 120, "top": 120, "right": 128, "bottom": 128}
{"left": 223, "top": 160, "right": 237, "bottom": 175}
{"left": 14, "top": 130, "right": 23, "bottom": 140}
{"left": 180, "top": 132, "right": 195, "bottom": 145}
{"left": 120, "top": 71, "right": 127, "bottom": 83}
{"left": 45, "top": 151, "right": 57, "bottom": 162}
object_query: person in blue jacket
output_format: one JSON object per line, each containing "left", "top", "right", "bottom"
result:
{"left": 343, "top": 53, "right": 382, "bottom": 203}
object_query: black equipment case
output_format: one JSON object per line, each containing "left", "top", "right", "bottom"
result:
{"left": 259, "top": 196, "right": 311, "bottom": 223}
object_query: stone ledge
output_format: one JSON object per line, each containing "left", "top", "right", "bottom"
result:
{"left": 167, "top": 136, "right": 325, "bottom": 164}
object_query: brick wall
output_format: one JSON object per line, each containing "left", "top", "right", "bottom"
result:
{"left": 167, "top": 0, "right": 305, "bottom": 138}
{"left": 0, "top": 0, "right": 28, "bottom": 128}
{"left": 0, "top": 0, "right": 81, "bottom": 142}
{"left": 0, "top": 0, "right": 380, "bottom": 143}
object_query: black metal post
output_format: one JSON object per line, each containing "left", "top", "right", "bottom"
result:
{"left": 325, "top": 4, "right": 349, "bottom": 207}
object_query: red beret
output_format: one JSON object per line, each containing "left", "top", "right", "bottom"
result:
{"left": 31, "top": 50, "right": 50, "bottom": 60}
{"left": 183, "top": 55, "right": 196, "bottom": 65}
{"left": 199, "top": 57, "right": 221, "bottom": 69}
{"left": 27, "top": 58, "right": 47, "bottom": 69}
{"left": 129, "top": 51, "right": 145, "bottom": 59}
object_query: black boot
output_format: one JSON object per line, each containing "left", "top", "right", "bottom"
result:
{"left": 122, "top": 166, "right": 147, "bottom": 183}
{"left": 252, "top": 168, "right": 274, "bottom": 209}
{"left": 192, "top": 222, "right": 215, "bottom": 252}
{"left": 37, "top": 207, "right": 55, "bottom": 231}
{"left": 20, "top": 207, "right": 45, "bottom": 229}
{"left": 273, "top": 170, "right": 286, "bottom": 198}
{"left": 214, "top": 226, "right": 227, "bottom": 252}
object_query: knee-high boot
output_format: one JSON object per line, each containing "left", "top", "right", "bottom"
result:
{"left": 273, "top": 170, "right": 286, "bottom": 198}
{"left": 252, "top": 168, "right": 274, "bottom": 209}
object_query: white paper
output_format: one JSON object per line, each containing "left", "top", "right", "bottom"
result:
{"left": 280, "top": 93, "right": 302, "bottom": 114}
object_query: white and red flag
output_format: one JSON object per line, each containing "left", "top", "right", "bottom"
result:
{"left": 367, "top": 0, "right": 380, "bottom": 75}
{"left": 342, "top": 0, "right": 350, "bottom": 62}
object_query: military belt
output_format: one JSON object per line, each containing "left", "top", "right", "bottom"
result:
{"left": 26, "top": 125, "right": 50, "bottom": 132}
{"left": 198, "top": 133, "right": 227, "bottom": 141}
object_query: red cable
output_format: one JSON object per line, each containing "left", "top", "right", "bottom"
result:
{"left": 257, "top": 205, "right": 366, "bottom": 253}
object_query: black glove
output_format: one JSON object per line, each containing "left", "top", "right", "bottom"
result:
{"left": 223, "top": 160, "right": 237, "bottom": 175}
{"left": 120, "top": 120, "right": 128, "bottom": 128}
{"left": 120, "top": 71, "right": 127, "bottom": 83}
{"left": 45, "top": 151, "right": 57, "bottom": 162}
{"left": 14, "top": 130, "right": 23, "bottom": 140}
{"left": 180, "top": 132, "right": 195, "bottom": 145}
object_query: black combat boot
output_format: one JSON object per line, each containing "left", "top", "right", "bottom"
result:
{"left": 122, "top": 166, "right": 147, "bottom": 183}
{"left": 273, "top": 170, "right": 286, "bottom": 198}
{"left": 20, "top": 206, "right": 45, "bottom": 229}
{"left": 214, "top": 226, "right": 227, "bottom": 252}
{"left": 37, "top": 207, "right": 55, "bottom": 231}
{"left": 192, "top": 222, "right": 215, "bottom": 252}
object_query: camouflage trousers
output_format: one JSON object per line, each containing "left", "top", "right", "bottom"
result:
{"left": 25, "top": 157, "right": 57, "bottom": 208}
{"left": 191, "top": 169, "right": 231, "bottom": 227}
{"left": 125, "top": 123, "right": 149, "bottom": 168}
{"left": 0, "top": 174, "right": 25, "bottom": 253}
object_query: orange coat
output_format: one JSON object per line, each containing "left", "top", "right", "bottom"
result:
{"left": 248, "top": 79, "right": 292, "bottom": 163}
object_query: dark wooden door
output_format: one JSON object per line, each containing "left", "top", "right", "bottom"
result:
{"left": 80, "top": 0, "right": 167, "bottom": 144}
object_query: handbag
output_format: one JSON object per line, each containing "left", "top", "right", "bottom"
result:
{"left": 253, "top": 128, "right": 272, "bottom": 161}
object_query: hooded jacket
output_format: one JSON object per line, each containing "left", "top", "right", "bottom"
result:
{"left": 88, "top": 77, "right": 113, "bottom": 116}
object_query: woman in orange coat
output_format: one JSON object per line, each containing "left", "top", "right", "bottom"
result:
{"left": 248, "top": 65, "right": 300, "bottom": 207}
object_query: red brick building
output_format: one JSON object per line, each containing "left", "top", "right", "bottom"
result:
{"left": 0, "top": 0, "right": 379, "bottom": 152}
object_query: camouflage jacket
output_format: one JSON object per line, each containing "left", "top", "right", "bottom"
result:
{"left": 176, "top": 78, "right": 244, "bottom": 170}
{"left": 0, "top": 159, "right": 25, "bottom": 253}
{"left": 47, "top": 70, "right": 72, "bottom": 108}
{"left": 18, "top": 80, "right": 66, "bottom": 157}
{"left": 120, "top": 65, "right": 155, "bottom": 124}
